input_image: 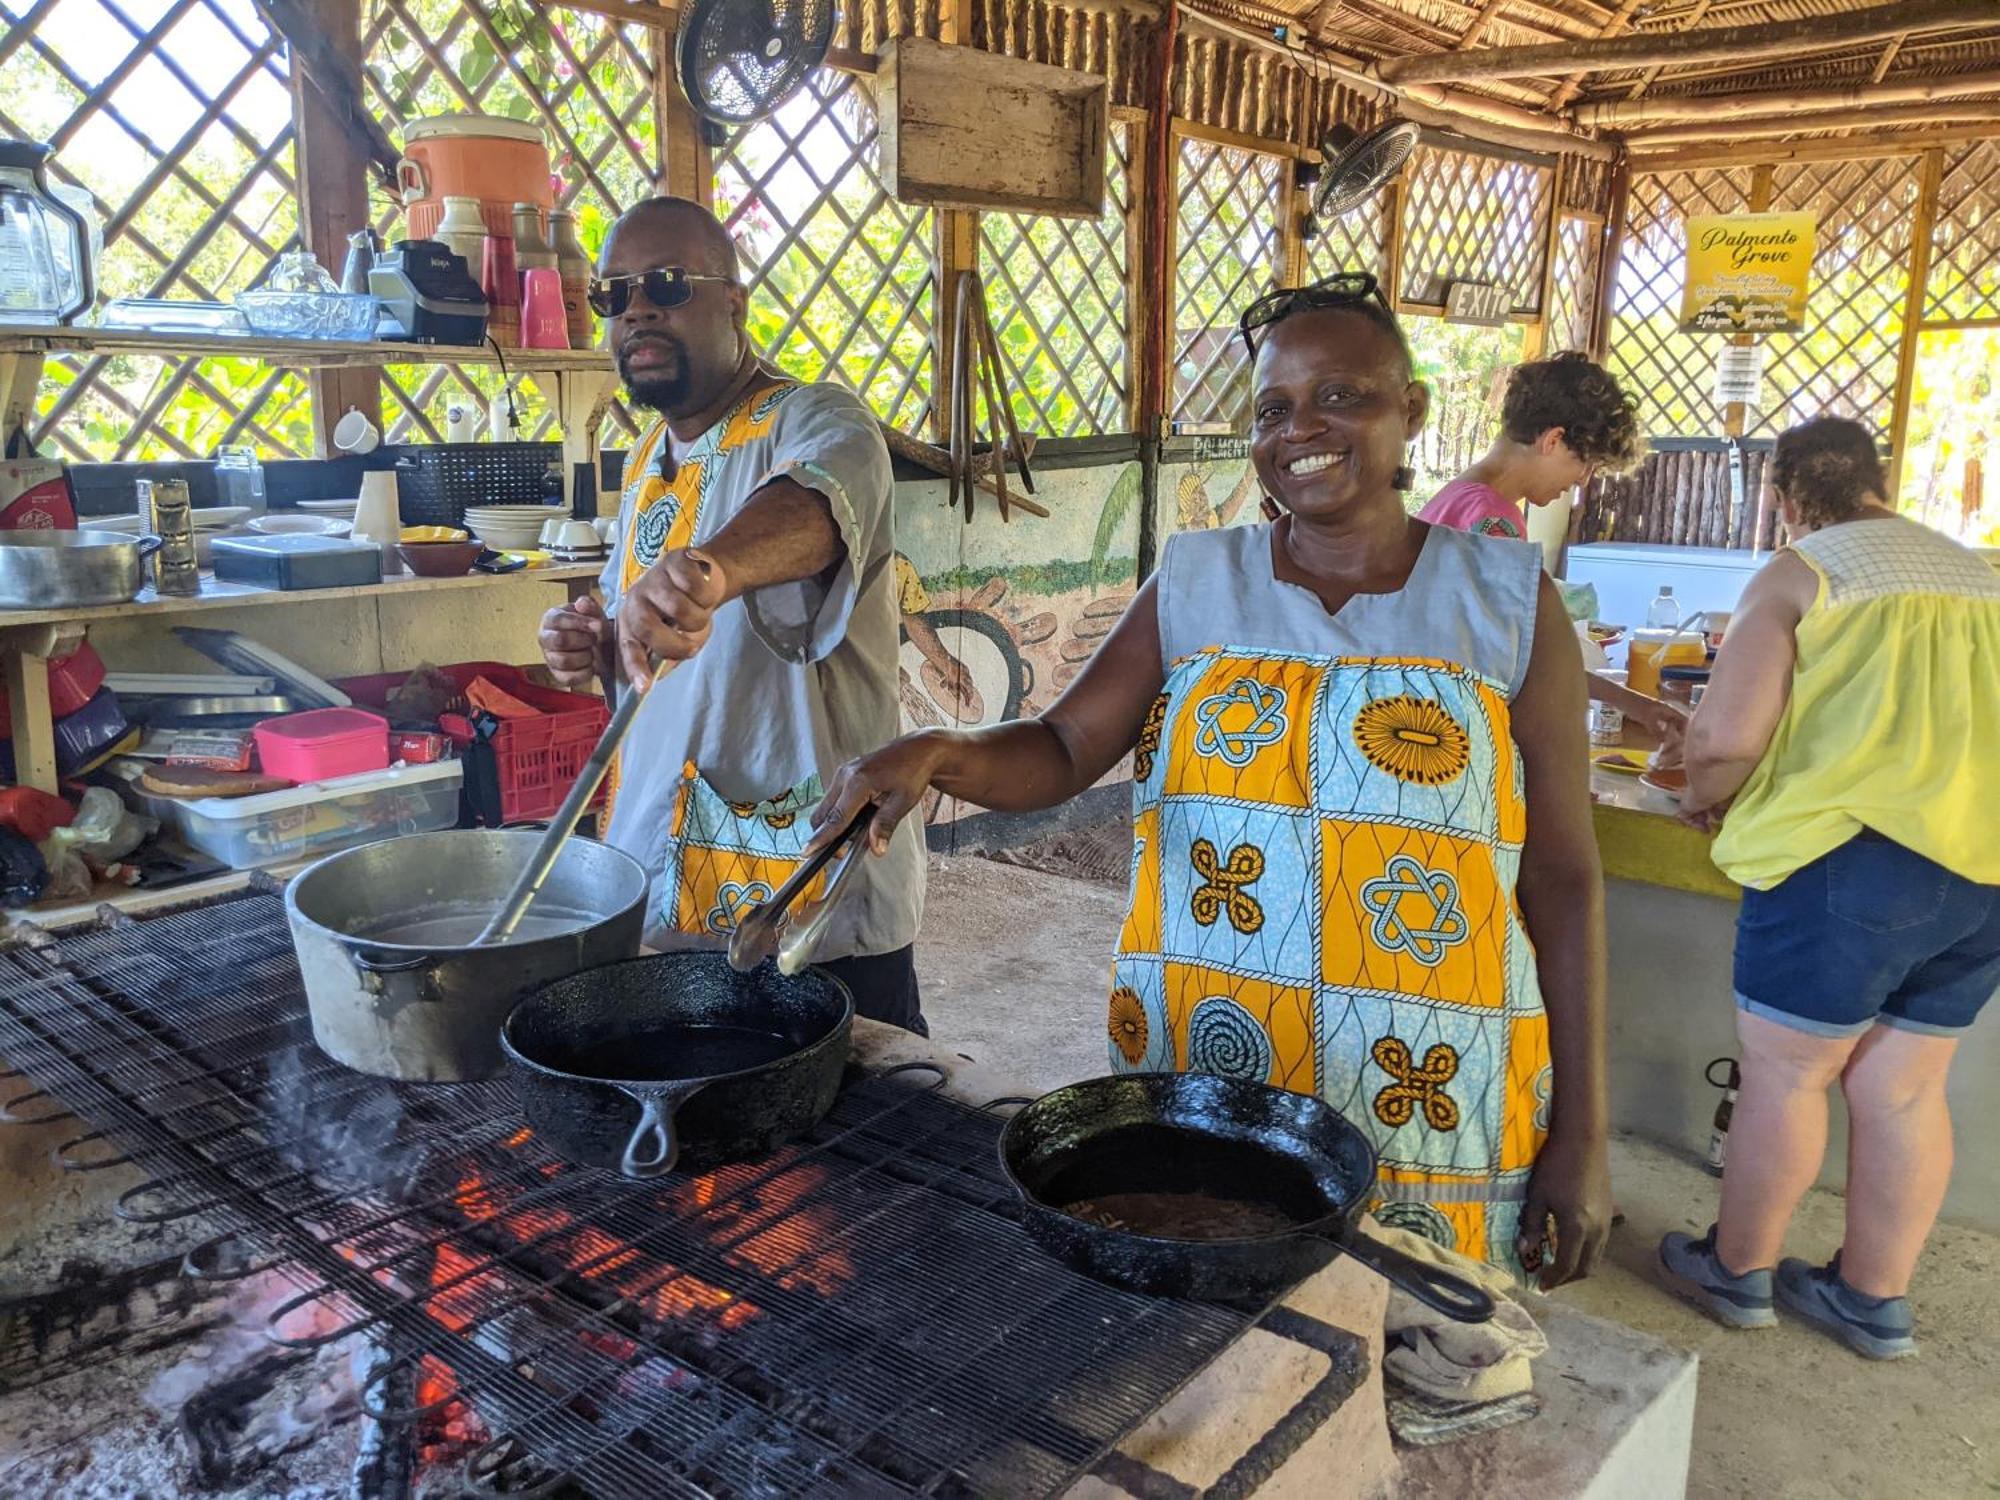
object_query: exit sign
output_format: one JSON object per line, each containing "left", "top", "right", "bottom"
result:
{"left": 1445, "top": 281, "right": 1512, "bottom": 326}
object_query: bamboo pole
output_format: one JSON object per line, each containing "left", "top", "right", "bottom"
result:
{"left": 1576, "top": 66, "right": 2000, "bottom": 128}
{"left": 1374, "top": 0, "right": 1995, "bottom": 85}
{"left": 1585, "top": 150, "right": 1630, "bottom": 362}
{"left": 1888, "top": 147, "right": 1945, "bottom": 501}
{"left": 1624, "top": 102, "right": 2000, "bottom": 149}
{"left": 1630, "top": 122, "right": 2000, "bottom": 170}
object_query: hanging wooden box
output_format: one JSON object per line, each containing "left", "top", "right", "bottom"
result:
{"left": 877, "top": 39, "right": 1109, "bottom": 219}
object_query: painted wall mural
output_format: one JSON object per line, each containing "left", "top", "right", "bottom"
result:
{"left": 890, "top": 439, "right": 1264, "bottom": 829}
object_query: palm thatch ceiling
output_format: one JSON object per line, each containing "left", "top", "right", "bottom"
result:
{"left": 1192, "top": 0, "right": 2000, "bottom": 150}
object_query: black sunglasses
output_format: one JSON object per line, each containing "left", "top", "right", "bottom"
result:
{"left": 587, "top": 266, "right": 736, "bottom": 317}
{"left": 1237, "top": 272, "right": 1391, "bottom": 358}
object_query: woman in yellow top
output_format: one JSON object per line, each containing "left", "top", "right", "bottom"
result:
{"left": 812, "top": 273, "right": 1613, "bottom": 1286}
{"left": 1659, "top": 416, "right": 2000, "bottom": 1359}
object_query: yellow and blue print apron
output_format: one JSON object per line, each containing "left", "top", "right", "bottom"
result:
{"left": 1112, "top": 644, "right": 1552, "bottom": 1271}
{"left": 601, "top": 378, "right": 797, "bottom": 837}
{"left": 657, "top": 762, "right": 831, "bottom": 939}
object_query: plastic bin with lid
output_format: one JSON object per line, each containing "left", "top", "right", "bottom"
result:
{"left": 124, "top": 760, "right": 461, "bottom": 869}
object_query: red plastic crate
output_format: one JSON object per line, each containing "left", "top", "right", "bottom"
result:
{"left": 337, "top": 661, "right": 609, "bottom": 825}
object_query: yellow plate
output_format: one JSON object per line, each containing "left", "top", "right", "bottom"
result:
{"left": 1592, "top": 751, "right": 1649, "bottom": 775}
{"left": 400, "top": 525, "right": 471, "bottom": 544}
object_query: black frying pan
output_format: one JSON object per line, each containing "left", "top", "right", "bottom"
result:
{"left": 1000, "top": 1072, "right": 1495, "bottom": 1321}
{"left": 501, "top": 951, "right": 852, "bottom": 1179}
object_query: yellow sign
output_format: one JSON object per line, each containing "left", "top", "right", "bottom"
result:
{"left": 1680, "top": 211, "right": 1816, "bottom": 334}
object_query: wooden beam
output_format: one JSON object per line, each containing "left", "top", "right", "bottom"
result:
{"left": 1379, "top": 177, "right": 1405, "bottom": 304}
{"left": 1523, "top": 151, "right": 1567, "bottom": 356}
{"left": 1398, "top": 92, "right": 1617, "bottom": 159}
{"left": 657, "top": 20, "right": 712, "bottom": 204}
{"left": 1374, "top": 0, "right": 1996, "bottom": 85}
{"left": 1457, "top": 0, "right": 1512, "bottom": 52}
{"left": 1585, "top": 150, "right": 1629, "bottom": 361}
{"left": 1140, "top": 1, "right": 1180, "bottom": 437}
{"left": 1546, "top": 0, "right": 1644, "bottom": 112}
{"left": 257, "top": 0, "right": 400, "bottom": 188}
{"left": 1721, "top": 163, "right": 1773, "bottom": 441}
{"left": 1620, "top": 100, "right": 2000, "bottom": 147}
{"left": 1623, "top": 0, "right": 1712, "bottom": 102}
{"left": 1578, "top": 66, "right": 2000, "bottom": 127}
{"left": 289, "top": 0, "right": 378, "bottom": 454}
{"left": 1887, "top": 147, "right": 1944, "bottom": 499}
{"left": 1873, "top": 30, "right": 1908, "bottom": 81}
{"left": 1629, "top": 120, "right": 2000, "bottom": 167}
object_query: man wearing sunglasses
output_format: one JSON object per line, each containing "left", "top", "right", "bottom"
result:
{"left": 537, "top": 196, "right": 925, "bottom": 1032}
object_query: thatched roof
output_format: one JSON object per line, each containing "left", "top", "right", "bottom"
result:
{"left": 1210, "top": 0, "right": 2000, "bottom": 153}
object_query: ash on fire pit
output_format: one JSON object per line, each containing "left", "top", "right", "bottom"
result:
{"left": 0, "top": 892, "right": 1329, "bottom": 1500}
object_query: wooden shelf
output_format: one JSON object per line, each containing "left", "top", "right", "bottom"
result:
{"left": 0, "top": 562, "right": 602, "bottom": 629}
{"left": 5, "top": 859, "right": 314, "bottom": 933}
{"left": 0, "top": 324, "right": 610, "bottom": 373}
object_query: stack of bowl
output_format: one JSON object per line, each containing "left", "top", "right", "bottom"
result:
{"left": 465, "top": 505, "right": 560, "bottom": 552}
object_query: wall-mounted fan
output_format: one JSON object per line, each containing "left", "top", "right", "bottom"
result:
{"left": 1301, "top": 118, "right": 1422, "bottom": 241}
{"left": 675, "top": 0, "right": 834, "bottom": 145}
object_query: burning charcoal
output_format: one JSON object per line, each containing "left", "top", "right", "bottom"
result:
{"left": 351, "top": 1335, "right": 415, "bottom": 1500}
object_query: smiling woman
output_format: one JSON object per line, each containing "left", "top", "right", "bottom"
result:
{"left": 810, "top": 273, "right": 1616, "bottom": 1288}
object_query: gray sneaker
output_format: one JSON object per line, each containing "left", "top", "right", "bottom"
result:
{"left": 1657, "top": 1225, "right": 1776, "bottom": 1329}
{"left": 1776, "top": 1254, "right": 1917, "bottom": 1361}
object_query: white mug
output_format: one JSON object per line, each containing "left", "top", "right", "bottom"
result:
{"left": 334, "top": 406, "right": 380, "bottom": 455}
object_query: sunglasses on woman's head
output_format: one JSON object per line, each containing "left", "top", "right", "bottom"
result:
{"left": 1237, "top": 272, "right": 1391, "bottom": 358}
{"left": 587, "top": 267, "right": 735, "bottom": 317}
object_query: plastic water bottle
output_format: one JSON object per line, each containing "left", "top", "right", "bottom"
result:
{"left": 1646, "top": 585, "right": 1682, "bottom": 630}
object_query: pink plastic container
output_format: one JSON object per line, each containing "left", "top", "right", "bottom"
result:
{"left": 253, "top": 708, "right": 391, "bottom": 783}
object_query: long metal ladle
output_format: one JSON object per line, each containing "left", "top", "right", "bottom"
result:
{"left": 726, "top": 807, "right": 874, "bottom": 975}
{"left": 475, "top": 659, "right": 673, "bottom": 946}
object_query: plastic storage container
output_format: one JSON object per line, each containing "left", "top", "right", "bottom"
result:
{"left": 130, "top": 760, "right": 462, "bottom": 869}
{"left": 254, "top": 707, "right": 391, "bottom": 782}
{"left": 210, "top": 533, "right": 383, "bottom": 591}
{"left": 337, "top": 661, "right": 608, "bottom": 824}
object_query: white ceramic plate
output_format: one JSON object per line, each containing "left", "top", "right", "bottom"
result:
{"left": 249, "top": 514, "right": 351, "bottom": 536}
{"left": 298, "top": 498, "right": 360, "bottom": 513}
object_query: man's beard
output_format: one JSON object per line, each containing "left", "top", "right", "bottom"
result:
{"left": 617, "top": 340, "right": 692, "bottom": 413}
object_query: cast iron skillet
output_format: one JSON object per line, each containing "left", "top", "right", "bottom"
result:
{"left": 1000, "top": 1072, "right": 1495, "bottom": 1321}
{"left": 501, "top": 950, "right": 853, "bottom": 1179}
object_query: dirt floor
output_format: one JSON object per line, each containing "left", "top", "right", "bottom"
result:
{"left": 912, "top": 850, "right": 2000, "bottom": 1500}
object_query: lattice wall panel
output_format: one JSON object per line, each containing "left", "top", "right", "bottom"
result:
{"left": 5, "top": 0, "right": 309, "bottom": 457}
{"left": 714, "top": 68, "right": 933, "bottom": 431}
{"left": 1397, "top": 144, "right": 1552, "bottom": 313}
{"left": 1925, "top": 139, "right": 2000, "bottom": 324}
{"left": 362, "top": 0, "right": 660, "bottom": 443}
{"left": 1305, "top": 185, "right": 1388, "bottom": 285}
{"left": 977, "top": 124, "right": 1131, "bottom": 438}
{"left": 1755, "top": 156, "right": 1918, "bottom": 440}
{"left": 1606, "top": 168, "right": 1752, "bottom": 438}
{"left": 1546, "top": 214, "right": 1600, "bottom": 356}
{"left": 1172, "top": 137, "right": 1281, "bottom": 430}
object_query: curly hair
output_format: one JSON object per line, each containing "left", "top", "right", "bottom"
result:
{"left": 1501, "top": 352, "right": 1644, "bottom": 472}
{"left": 1770, "top": 416, "right": 1887, "bottom": 529}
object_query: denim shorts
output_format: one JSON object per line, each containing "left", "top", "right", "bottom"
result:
{"left": 1734, "top": 832, "right": 2000, "bottom": 1038}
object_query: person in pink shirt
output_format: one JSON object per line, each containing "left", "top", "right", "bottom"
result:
{"left": 1423, "top": 352, "right": 1686, "bottom": 751}
{"left": 1421, "top": 352, "right": 1641, "bottom": 539}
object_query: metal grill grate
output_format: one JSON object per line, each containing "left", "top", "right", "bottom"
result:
{"left": 0, "top": 893, "right": 1281, "bottom": 1498}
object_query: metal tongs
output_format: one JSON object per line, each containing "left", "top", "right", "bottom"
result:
{"left": 726, "top": 807, "right": 874, "bottom": 975}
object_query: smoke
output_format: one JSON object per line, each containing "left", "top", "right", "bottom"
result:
{"left": 262, "top": 1045, "right": 434, "bottom": 1202}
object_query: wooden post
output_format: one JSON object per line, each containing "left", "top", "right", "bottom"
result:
{"left": 291, "top": 0, "right": 379, "bottom": 455}
{"left": 1723, "top": 164, "right": 1774, "bottom": 440}
{"left": 1379, "top": 178, "right": 1405, "bottom": 307}
{"left": 1, "top": 625, "right": 63, "bottom": 796}
{"left": 1122, "top": 111, "right": 1153, "bottom": 435}
{"left": 1888, "top": 146, "right": 1945, "bottom": 500}
{"left": 1522, "top": 155, "right": 1567, "bottom": 361}
{"left": 1277, "top": 162, "right": 1307, "bottom": 289}
{"left": 932, "top": 212, "right": 980, "bottom": 445}
{"left": 658, "top": 24, "right": 713, "bottom": 206}
{"left": 1585, "top": 152, "right": 1630, "bottom": 362}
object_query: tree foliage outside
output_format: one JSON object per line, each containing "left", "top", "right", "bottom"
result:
{"left": 1901, "top": 328, "right": 2000, "bottom": 545}
{"left": 1405, "top": 318, "right": 1525, "bottom": 501}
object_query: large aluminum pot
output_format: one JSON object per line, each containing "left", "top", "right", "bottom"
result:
{"left": 0, "top": 529, "right": 162, "bottom": 610}
{"left": 285, "top": 829, "right": 647, "bottom": 1082}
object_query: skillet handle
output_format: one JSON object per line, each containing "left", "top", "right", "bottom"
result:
{"left": 616, "top": 1081, "right": 705, "bottom": 1180}
{"left": 1331, "top": 1230, "right": 1496, "bottom": 1323}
